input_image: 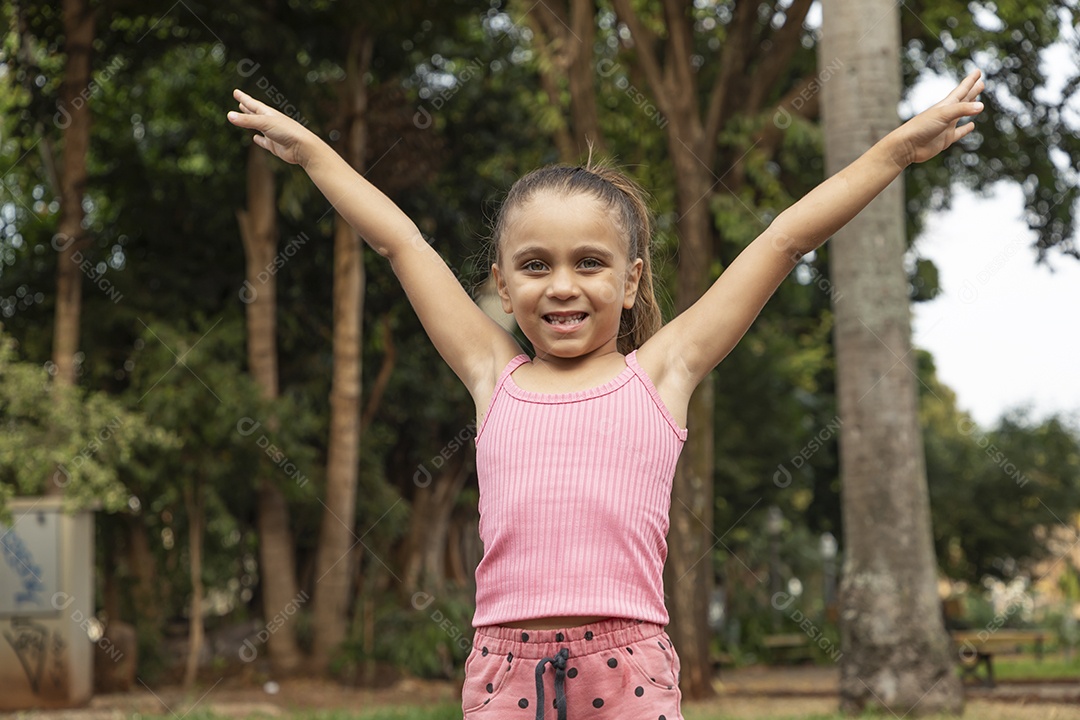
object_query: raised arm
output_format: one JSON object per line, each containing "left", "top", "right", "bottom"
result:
{"left": 227, "top": 90, "right": 522, "bottom": 397}
{"left": 644, "top": 69, "right": 985, "bottom": 393}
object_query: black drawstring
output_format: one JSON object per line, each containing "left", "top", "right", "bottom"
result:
{"left": 534, "top": 646, "right": 570, "bottom": 720}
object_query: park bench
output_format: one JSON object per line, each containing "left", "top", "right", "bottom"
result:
{"left": 950, "top": 629, "right": 1048, "bottom": 688}
{"left": 762, "top": 632, "right": 813, "bottom": 663}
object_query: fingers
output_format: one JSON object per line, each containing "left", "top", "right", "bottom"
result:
{"left": 957, "top": 101, "right": 983, "bottom": 117}
{"left": 937, "top": 102, "right": 983, "bottom": 129}
{"left": 958, "top": 68, "right": 982, "bottom": 95}
{"left": 946, "top": 69, "right": 983, "bottom": 104}
{"left": 227, "top": 90, "right": 274, "bottom": 129}
{"left": 231, "top": 88, "right": 275, "bottom": 116}
{"left": 233, "top": 88, "right": 259, "bottom": 107}
{"left": 226, "top": 109, "right": 258, "bottom": 127}
{"left": 954, "top": 120, "right": 978, "bottom": 143}
{"left": 962, "top": 77, "right": 985, "bottom": 103}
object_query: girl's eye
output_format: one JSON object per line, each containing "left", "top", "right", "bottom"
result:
{"left": 523, "top": 260, "right": 545, "bottom": 272}
{"left": 580, "top": 258, "right": 602, "bottom": 269}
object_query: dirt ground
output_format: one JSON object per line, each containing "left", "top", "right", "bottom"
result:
{"left": 3, "top": 667, "right": 1080, "bottom": 719}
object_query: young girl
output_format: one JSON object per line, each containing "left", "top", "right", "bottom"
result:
{"left": 228, "top": 69, "right": 984, "bottom": 719}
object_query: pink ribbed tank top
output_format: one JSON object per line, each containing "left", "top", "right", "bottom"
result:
{"left": 471, "top": 349, "right": 688, "bottom": 628}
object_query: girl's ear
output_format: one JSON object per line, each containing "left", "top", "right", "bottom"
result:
{"left": 623, "top": 257, "right": 644, "bottom": 309}
{"left": 492, "top": 263, "right": 514, "bottom": 314}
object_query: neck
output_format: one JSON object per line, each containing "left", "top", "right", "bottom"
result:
{"left": 531, "top": 337, "right": 622, "bottom": 371}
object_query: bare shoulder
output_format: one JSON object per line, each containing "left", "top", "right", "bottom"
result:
{"left": 634, "top": 325, "right": 695, "bottom": 430}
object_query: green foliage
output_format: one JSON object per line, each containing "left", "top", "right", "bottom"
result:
{"left": 2, "top": 0, "right": 1079, "bottom": 685}
{"left": 0, "top": 329, "right": 178, "bottom": 520}
{"left": 334, "top": 587, "right": 475, "bottom": 681}
{"left": 902, "top": 0, "right": 1080, "bottom": 258}
{"left": 919, "top": 351, "right": 1080, "bottom": 581}
{"left": 116, "top": 312, "right": 323, "bottom": 619}
{"left": 993, "top": 653, "right": 1080, "bottom": 681}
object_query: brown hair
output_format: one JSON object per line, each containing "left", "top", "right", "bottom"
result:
{"left": 491, "top": 160, "right": 662, "bottom": 354}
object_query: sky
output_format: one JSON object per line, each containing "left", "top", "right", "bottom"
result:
{"left": 902, "top": 47, "right": 1080, "bottom": 431}
{"left": 909, "top": 183, "right": 1080, "bottom": 430}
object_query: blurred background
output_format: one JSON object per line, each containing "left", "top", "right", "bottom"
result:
{"left": 0, "top": 0, "right": 1078, "bottom": 711}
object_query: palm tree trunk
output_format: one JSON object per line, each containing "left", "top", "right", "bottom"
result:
{"left": 820, "top": 0, "right": 963, "bottom": 714}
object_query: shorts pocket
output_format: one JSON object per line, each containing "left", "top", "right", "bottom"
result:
{"left": 619, "top": 632, "right": 679, "bottom": 691}
{"left": 462, "top": 645, "right": 517, "bottom": 714}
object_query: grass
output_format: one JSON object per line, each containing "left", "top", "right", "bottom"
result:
{"left": 144, "top": 713, "right": 853, "bottom": 720}
{"left": 989, "top": 652, "right": 1080, "bottom": 680}
{"left": 113, "top": 654, "right": 1080, "bottom": 720}
{"left": 143, "top": 711, "right": 1078, "bottom": 720}
{"left": 160, "top": 710, "right": 465, "bottom": 720}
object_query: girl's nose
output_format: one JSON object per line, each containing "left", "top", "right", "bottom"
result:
{"left": 546, "top": 266, "right": 580, "bottom": 298}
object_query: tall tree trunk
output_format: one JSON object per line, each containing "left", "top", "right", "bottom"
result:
{"left": 311, "top": 27, "right": 372, "bottom": 671}
{"left": 128, "top": 517, "right": 162, "bottom": 644}
{"left": 182, "top": 479, "right": 205, "bottom": 690}
{"left": 820, "top": 1, "right": 963, "bottom": 714}
{"left": 237, "top": 144, "right": 304, "bottom": 673}
{"left": 611, "top": 0, "right": 725, "bottom": 697}
{"left": 52, "top": 0, "right": 93, "bottom": 391}
{"left": 529, "top": 0, "right": 814, "bottom": 697}
{"left": 664, "top": 127, "right": 717, "bottom": 699}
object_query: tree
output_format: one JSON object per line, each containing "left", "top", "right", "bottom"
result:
{"left": 50, "top": 0, "right": 93, "bottom": 392}
{"left": 237, "top": 143, "right": 305, "bottom": 673}
{"left": 820, "top": 0, "right": 963, "bottom": 713}
{"left": 311, "top": 25, "right": 373, "bottom": 671}
{"left": 918, "top": 353, "right": 1080, "bottom": 584}
{"left": 518, "top": 0, "right": 607, "bottom": 161}
{"left": 607, "top": 0, "right": 815, "bottom": 698}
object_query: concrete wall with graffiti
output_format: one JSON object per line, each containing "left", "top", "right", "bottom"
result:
{"left": 0, "top": 498, "right": 94, "bottom": 709}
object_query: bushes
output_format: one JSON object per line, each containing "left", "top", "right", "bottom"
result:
{"left": 333, "top": 586, "right": 475, "bottom": 682}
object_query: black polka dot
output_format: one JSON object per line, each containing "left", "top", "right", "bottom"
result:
{"left": 635, "top": 685, "right": 644, "bottom": 696}
{"left": 518, "top": 698, "right": 529, "bottom": 708}
{"left": 626, "top": 646, "right": 634, "bottom": 654}
{"left": 567, "top": 667, "right": 578, "bottom": 678}
{"left": 521, "top": 632, "right": 529, "bottom": 642}
{"left": 483, "top": 699, "right": 489, "bottom": 705}
{"left": 486, "top": 682, "right": 493, "bottom": 693}
{"left": 481, "top": 646, "right": 488, "bottom": 656}
{"left": 507, "top": 652, "right": 513, "bottom": 663}
{"left": 658, "top": 641, "right": 666, "bottom": 650}
{"left": 659, "top": 715, "right": 666, "bottom": 720}
{"left": 555, "top": 632, "right": 564, "bottom": 641}
{"left": 585, "top": 631, "right": 594, "bottom": 640}
{"left": 607, "top": 657, "right": 618, "bottom": 668}
{"left": 667, "top": 685, "right": 673, "bottom": 689}
{"left": 593, "top": 698, "right": 604, "bottom": 708}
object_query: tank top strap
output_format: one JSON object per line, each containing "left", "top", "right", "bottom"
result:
{"left": 495, "top": 353, "right": 530, "bottom": 394}
{"left": 625, "top": 349, "right": 689, "bottom": 441}
{"left": 475, "top": 352, "right": 530, "bottom": 443}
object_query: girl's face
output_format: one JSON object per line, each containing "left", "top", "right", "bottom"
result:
{"left": 492, "top": 191, "right": 643, "bottom": 361}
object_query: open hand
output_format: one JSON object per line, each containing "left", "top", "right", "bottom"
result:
{"left": 227, "top": 89, "right": 313, "bottom": 166}
{"left": 894, "top": 69, "right": 985, "bottom": 167}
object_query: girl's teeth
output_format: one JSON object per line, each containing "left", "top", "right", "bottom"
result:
{"left": 547, "top": 314, "right": 584, "bottom": 324}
